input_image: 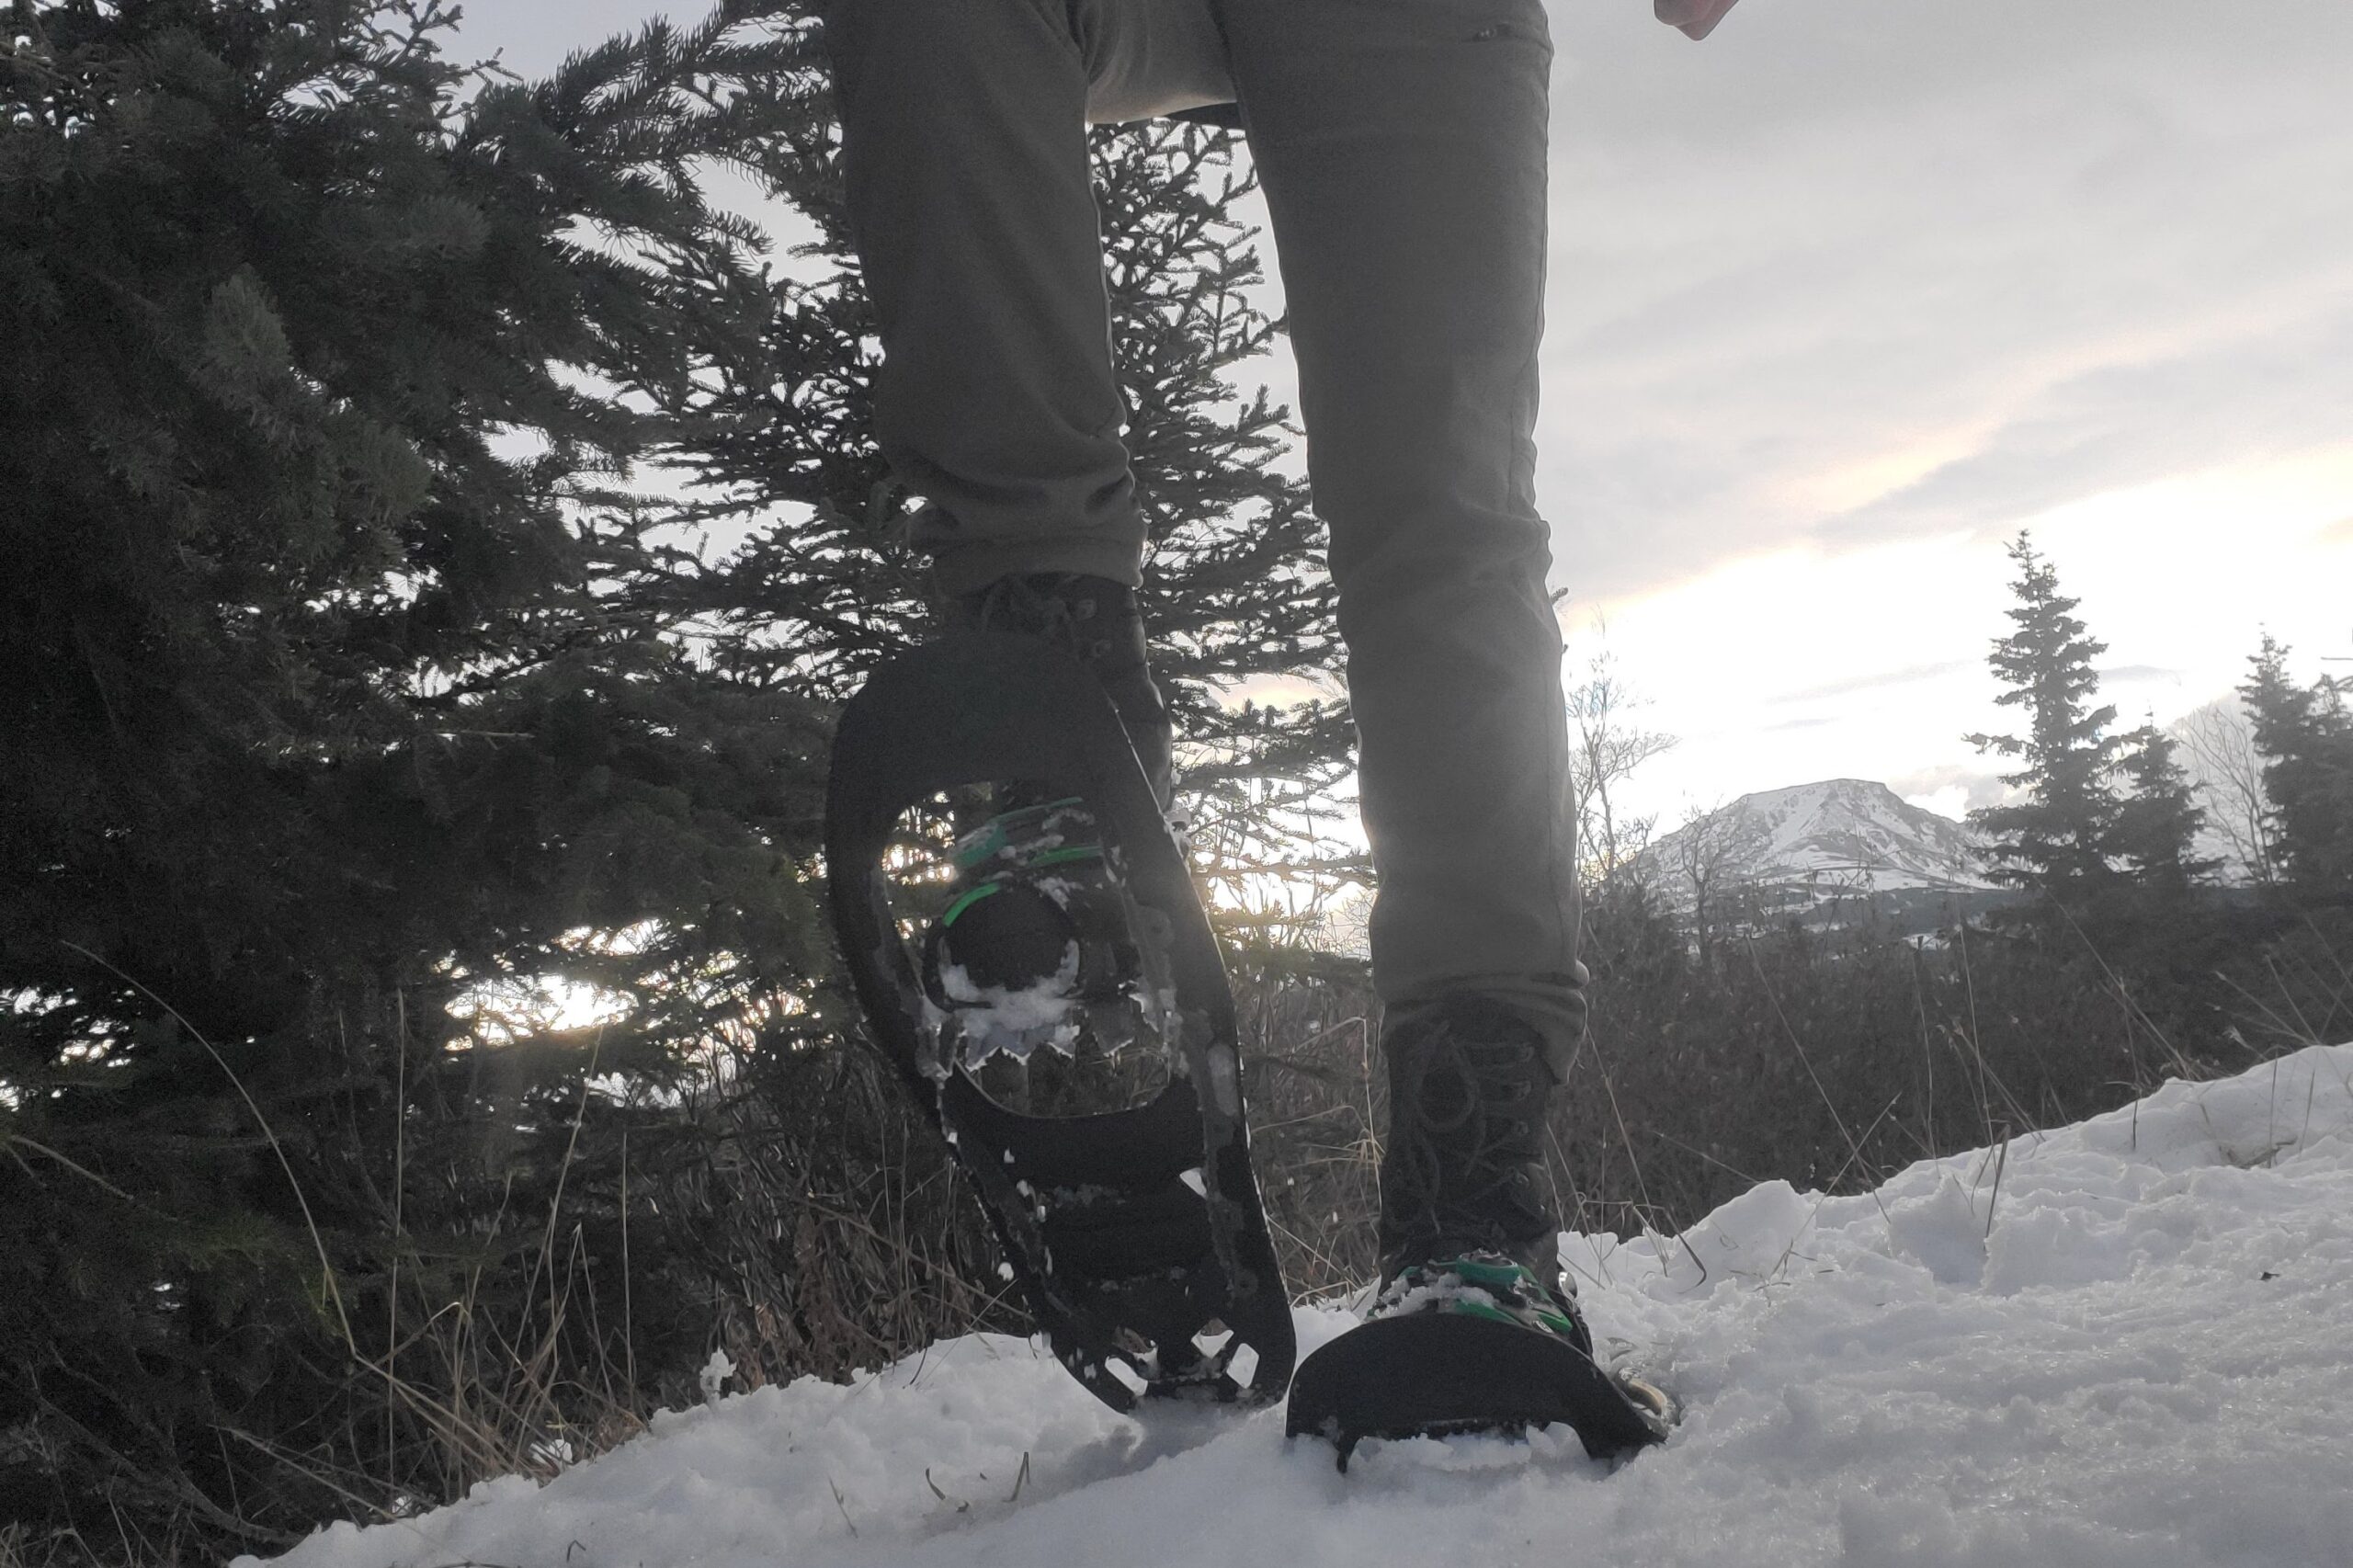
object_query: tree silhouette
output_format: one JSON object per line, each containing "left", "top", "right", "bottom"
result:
{"left": 2111, "top": 718, "right": 2217, "bottom": 895}
{"left": 1963, "top": 533, "right": 2121, "bottom": 894}
{"left": 2241, "top": 634, "right": 2353, "bottom": 891}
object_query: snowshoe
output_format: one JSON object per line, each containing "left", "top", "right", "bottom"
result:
{"left": 1285, "top": 1253, "right": 1675, "bottom": 1471}
{"left": 824, "top": 630, "right": 1294, "bottom": 1412}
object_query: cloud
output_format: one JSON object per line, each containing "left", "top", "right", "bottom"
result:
{"left": 463, "top": 0, "right": 2353, "bottom": 629}
{"left": 1538, "top": 0, "right": 2353, "bottom": 605}
{"left": 1772, "top": 659, "right": 1973, "bottom": 706}
{"left": 1820, "top": 312, "right": 2353, "bottom": 550}
{"left": 1888, "top": 764, "right": 2010, "bottom": 814}
{"left": 455, "top": 0, "right": 2353, "bottom": 815}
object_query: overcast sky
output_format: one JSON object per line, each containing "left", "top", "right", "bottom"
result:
{"left": 454, "top": 0, "right": 2353, "bottom": 826}
{"left": 1539, "top": 0, "right": 2353, "bottom": 824}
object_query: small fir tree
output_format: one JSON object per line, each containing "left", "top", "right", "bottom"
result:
{"left": 2111, "top": 717, "right": 2218, "bottom": 894}
{"left": 1964, "top": 533, "right": 2123, "bottom": 894}
{"left": 2240, "top": 635, "right": 2353, "bottom": 891}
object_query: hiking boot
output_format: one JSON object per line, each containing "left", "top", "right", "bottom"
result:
{"left": 946, "top": 571, "right": 1175, "bottom": 810}
{"left": 1298, "top": 1243, "right": 1675, "bottom": 1464}
{"left": 1376, "top": 993, "right": 1564, "bottom": 1290}
{"left": 923, "top": 574, "right": 1175, "bottom": 1068}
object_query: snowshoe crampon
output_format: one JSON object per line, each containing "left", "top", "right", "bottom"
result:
{"left": 1286, "top": 1261, "right": 1675, "bottom": 1471}
{"left": 824, "top": 631, "right": 1294, "bottom": 1411}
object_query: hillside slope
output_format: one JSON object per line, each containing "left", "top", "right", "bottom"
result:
{"left": 248, "top": 1043, "right": 2353, "bottom": 1568}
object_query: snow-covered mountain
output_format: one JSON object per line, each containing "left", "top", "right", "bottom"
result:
{"left": 1638, "top": 778, "right": 1995, "bottom": 925}
{"left": 241, "top": 1042, "right": 2353, "bottom": 1568}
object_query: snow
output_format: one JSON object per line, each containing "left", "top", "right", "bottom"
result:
{"left": 244, "top": 1044, "right": 2353, "bottom": 1568}
{"left": 936, "top": 947, "right": 1083, "bottom": 1063}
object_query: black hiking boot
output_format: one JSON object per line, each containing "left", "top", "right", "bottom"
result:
{"left": 1376, "top": 994, "right": 1564, "bottom": 1287}
{"left": 1286, "top": 994, "right": 1674, "bottom": 1469}
{"left": 824, "top": 632, "right": 1295, "bottom": 1408}
{"left": 946, "top": 571, "right": 1173, "bottom": 811}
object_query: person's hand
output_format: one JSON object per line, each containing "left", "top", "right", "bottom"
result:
{"left": 1654, "top": 0, "right": 1741, "bottom": 40}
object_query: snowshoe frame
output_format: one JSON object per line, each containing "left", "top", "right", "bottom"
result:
{"left": 824, "top": 631, "right": 1295, "bottom": 1411}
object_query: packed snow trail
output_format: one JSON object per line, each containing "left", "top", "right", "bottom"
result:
{"left": 247, "top": 1044, "right": 2353, "bottom": 1568}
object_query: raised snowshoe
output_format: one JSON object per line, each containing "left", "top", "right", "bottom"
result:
{"left": 825, "top": 630, "right": 1293, "bottom": 1411}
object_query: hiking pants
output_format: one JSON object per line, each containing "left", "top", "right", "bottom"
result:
{"left": 822, "top": 0, "right": 1588, "bottom": 1067}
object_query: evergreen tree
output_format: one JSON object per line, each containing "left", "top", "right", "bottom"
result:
{"left": 2111, "top": 717, "right": 2217, "bottom": 894}
{"left": 1963, "top": 533, "right": 2124, "bottom": 895}
{"left": 2241, "top": 635, "right": 2353, "bottom": 890}
{"left": 1, "top": 1, "right": 834, "bottom": 1553}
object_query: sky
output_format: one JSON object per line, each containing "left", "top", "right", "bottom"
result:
{"left": 1537, "top": 0, "right": 2353, "bottom": 825}
{"left": 451, "top": 0, "right": 2353, "bottom": 830}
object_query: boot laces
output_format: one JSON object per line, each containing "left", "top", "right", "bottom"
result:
{"left": 1385, "top": 1010, "right": 1550, "bottom": 1253}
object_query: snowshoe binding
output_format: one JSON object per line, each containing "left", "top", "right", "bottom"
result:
{"left": 825, "top": 631, "right": 1294, "bottom": 1412}
{"left": 1286, "top": 1251, "right": 1674, "bottom": 1471}
{"left": 921, "top": 795, "right": 1151, "bottom": 1067}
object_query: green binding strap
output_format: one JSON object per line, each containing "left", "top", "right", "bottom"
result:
{"left": 938, "top": 881, "right": 1004, "bottom": 927}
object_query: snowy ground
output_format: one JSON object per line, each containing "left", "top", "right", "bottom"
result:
{"left": 247, "top": 1044, "right": 2353, "bottom": 1568}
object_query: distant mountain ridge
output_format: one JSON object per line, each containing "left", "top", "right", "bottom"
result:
{"left": 1639, "top": 778, "right": 1998, "bottom": 927}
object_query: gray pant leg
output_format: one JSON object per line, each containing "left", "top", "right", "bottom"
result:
{"left": 1217, "top": 0, "right": 1587, "bottom": 1069}
{"left": 822, "top": 0, "right": 1230, "bottom": 594}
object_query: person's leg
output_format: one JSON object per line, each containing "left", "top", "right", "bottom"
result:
{"left": 1216, "top": 0, "right": 1579, "bottom": 1279}
{"left": 1217, "top": 0, "right": 1583, "bottom": 1058}
{"left": 820, "top": 0, "right": 1231, "bottom": 596}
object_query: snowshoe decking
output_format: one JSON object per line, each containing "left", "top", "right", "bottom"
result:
{"left": 1286, "top": 1256, "right": 1675, "bottom": 1471}
{"left": 824, "top": 631, "right": 1294, "bottom": 1411}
